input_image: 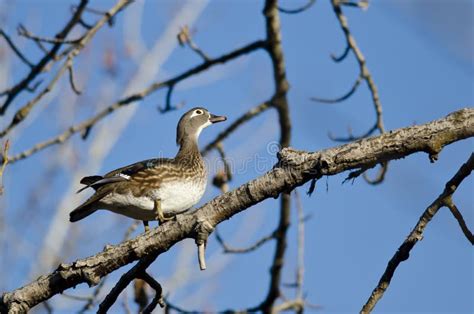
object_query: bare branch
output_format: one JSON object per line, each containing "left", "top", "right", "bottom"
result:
{"left": 361, "top": 153, "right": 474, "bottom": 313}
{"left": 331, "top": 43, "right": 350, "bottom": 62}
{"left": 331, "top": 0, "right": 385, "bottom": 135}
{"left": 0, "top": 140, "right": 10, "bottom": 196}
{"left": 278, "top": 0, "right": 316, "bottom": 14}
{"left": 177, "top": 25, "right": 210, "bottom": 62}
{"left": 328, "top": 122, "right": 377, "bottom": 143}
{"left": 202, "top": 101, "right": 271, "bottom": 155}
{"left": 292, "top": 190, "right": 306, "bottom": 311}
{"left": 98, "top": 254, "right": 158, "bottom": 314}
{"left": 158, "top": 84, "right": 179, "bottom": 113}
{"left": 215, "top": 228, "right": 276, "bottom": 254}
{"left": 17, "top": 24, "right": 83, "bottom": 44}
{"left": 67, "top": 58, "right": 82, "bottom": 95}
{"left": 340, "top": 0, "right": 369, "bottom": 9}
{"left": 363, "top": 161, "right": 388, "bottom": 185}
{"left": 24, "top": 80, "right": 43, "bottom": 93}
{"left": 77, "top": 279, "right": 107, "bottom": 313}
{"left": 0, "top": 29, "right": 34, "bottom": 67}
{"left": 311, "top": 75, "right": 362, "bottom": 104}
{"left": 139, "top": 272, "right": 165, "bottom": 313}
{"left": 212, "top": 143, "right": 233, "bottom": 193}
{"left": 445, "top": 199, "right": 474, "bottom": 245}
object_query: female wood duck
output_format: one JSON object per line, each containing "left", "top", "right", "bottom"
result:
{"left": 69, "top": 107, "right": 226, "bottom": 230}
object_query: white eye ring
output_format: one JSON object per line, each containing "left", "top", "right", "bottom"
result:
{"left": 195, "top": 109, "right": 203, "bottom": 115}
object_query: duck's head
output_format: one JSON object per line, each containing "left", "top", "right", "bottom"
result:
{"left": 176, "top": 107, "right": 227, "bottom": 146}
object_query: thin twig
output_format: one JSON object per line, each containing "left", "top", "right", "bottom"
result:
{"left": 212, "top": 143, "right": 233, "bottom": 193}
{"left": 361, "top": 153, "right": 474, "bottom": 313}
{"left": 340, "top": 0, "right": 369, "bottom": 9}
{"left": 139, "top": 272, "right": 165, "bottom": 313}
{"left": 178, "top": 26, "right": 210, "bottom": 62}
{"left": 445, "top": 199, "right": 474, "bottom": 245}
{"left": 331, "top": 43, "right": 350, "bottom": 62}
{"left": 17, "top": 24, "right": 83, "bottom": 44}
{"left": 77, "top": 279, "right": 107, "bottom": 313}
{"left": 215, "top": 228, "right": 276, "bottom": 254}
{"left": 202, "top": 101, "right": 271, "bottom": 155}
{"left": 278, "top": 0, "right": 316, "bottom": 14}
{"left": 0, "top": 29, "right": 34, "bottom": 67}
{"left": 311, "top": 75, "right": 362, "bottom": 103}
{"left": 0, "top": 140, "right": 10, "bottom": 196}
{"left": 67, "top": 58, "right": 82, "bottom": 94}
{"left": 328, "top": 122, "right": 377, "bottom": 143}
{"left": 294, "top": 190, "right": 305, "bottom": 300}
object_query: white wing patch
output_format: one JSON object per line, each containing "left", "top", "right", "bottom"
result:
{"left": 119, "top": 173, "right": 131, "bottom": 180}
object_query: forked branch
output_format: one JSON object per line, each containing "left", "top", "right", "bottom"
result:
{"left": 361, "top": 153, "right": 474, "bottom": 313}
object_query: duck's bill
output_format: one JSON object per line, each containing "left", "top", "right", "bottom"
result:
{"left": 209, "top": 114, "right": 227, "bottom": 123}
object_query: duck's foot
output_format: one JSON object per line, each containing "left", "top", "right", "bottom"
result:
{"left": 154, "top": 199, "right": 172, "bottom": 225}
{"left": 143, "top": 221, "right": 150, "bottom": 232}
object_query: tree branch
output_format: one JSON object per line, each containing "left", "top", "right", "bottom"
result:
{"left": 445, "top": 200, "right": 474, "bottom": 245}
{"left": 0, "top": 29, "right": 34, "bottom": 68}
{"left": 215, "top": 228, "right": 276, "bottom": 254}
{"left": 1, "top": 108, "right": 471, "bottom": 312}
{"left": 255, "top": 1, "right": 293, "bottom": 312}
{"left": 361, "top": 152, "right": 474, "bottom": 313}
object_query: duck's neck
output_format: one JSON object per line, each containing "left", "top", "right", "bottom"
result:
{"left": 175, "top": 137, "right": 201, "bottom": 163}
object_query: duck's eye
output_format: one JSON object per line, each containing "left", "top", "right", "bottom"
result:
{"left": 195, "top": 109, "right": 203, "bottom": 115}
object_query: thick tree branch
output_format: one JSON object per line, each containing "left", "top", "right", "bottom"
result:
{"left": 1, "top": 108, "right": 472, "bottom": 312}
{"left": 361, "top": 152, "right": 474, "bottom": 313}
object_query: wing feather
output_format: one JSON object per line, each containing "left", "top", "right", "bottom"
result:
{"left": 77, "top": 158, "right": 172, "bottom": 193}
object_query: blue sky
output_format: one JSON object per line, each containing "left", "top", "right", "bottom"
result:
{"left": 0, "top": 0, "right": 472, "bottom": 313}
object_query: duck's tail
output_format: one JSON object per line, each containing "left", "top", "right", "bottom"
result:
{"left": 69, "top": 201, "right": 98, "bottom": 222}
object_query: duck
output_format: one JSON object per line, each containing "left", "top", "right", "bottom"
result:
{"left": 69, "top": 107, "right": 227, "bottom": 230}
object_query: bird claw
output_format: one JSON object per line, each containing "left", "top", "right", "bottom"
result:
{"left": 154, "top": 199, "right": 173, "bottom": 225}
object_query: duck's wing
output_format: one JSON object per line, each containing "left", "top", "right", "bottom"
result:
{"left": 77, "top": 158, "right": 172, "bottom": 193}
